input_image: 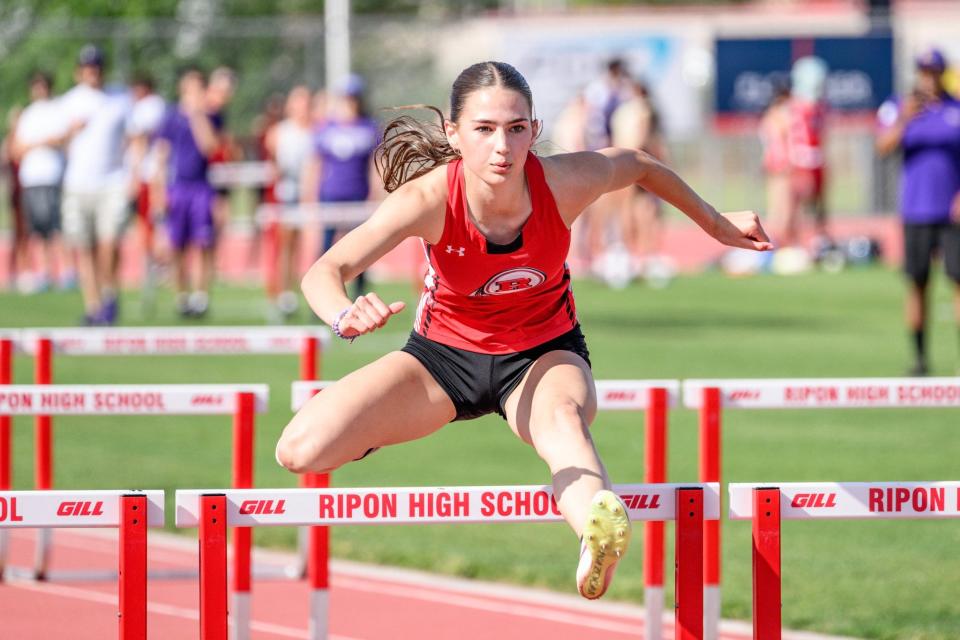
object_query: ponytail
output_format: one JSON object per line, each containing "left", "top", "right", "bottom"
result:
{"left": 375, "top": 105, "right": 458, "bottom": 193}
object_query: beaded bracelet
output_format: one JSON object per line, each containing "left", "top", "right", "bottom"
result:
{"left": 331, "top": 307, "right": 356, "bottom": 343}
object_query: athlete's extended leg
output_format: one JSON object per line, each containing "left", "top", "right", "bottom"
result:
{"left": 275, "top": 351, "right": 456, "bottom": 474}
{"left": 503, "top": 351, "right": 604, "bottom": 533}
{"left": 503, "top": 350, "right": 630, "bottom": 599}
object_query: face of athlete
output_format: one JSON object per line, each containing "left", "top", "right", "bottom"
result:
{"left": 445, "top": 86, "right": 539, "bottom": 184}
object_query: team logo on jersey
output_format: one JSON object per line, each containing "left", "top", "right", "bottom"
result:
{"left": 471, "top": 268, "right": 546, "bottom": 296}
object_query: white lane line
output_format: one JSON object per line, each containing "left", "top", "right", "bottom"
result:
{"left": 4, "top": 579, "right": 361, "bottom": 640}
{"left": 334, "top": 575, "right": 645, "bottom": 636}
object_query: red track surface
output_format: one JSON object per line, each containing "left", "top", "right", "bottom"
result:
{"left": 0, "top": 528, "right": 762, "bottom": 640}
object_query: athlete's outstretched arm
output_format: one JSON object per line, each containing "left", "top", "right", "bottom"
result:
{"left": 301, "top": 168, "right": 445, "bottom": 336}
{"left": 545, "top": 149, "right": 773, "bottom": 252}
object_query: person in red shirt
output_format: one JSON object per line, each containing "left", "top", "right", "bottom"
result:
{"left": 275, "top": 61, "right": 771, "bottom": 600}
{"left": 785, "top": 56, "right": 830, "bottom": 248}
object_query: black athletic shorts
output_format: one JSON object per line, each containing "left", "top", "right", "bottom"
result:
{"left": 21, "top": 186, "right": 62, "bottom": 239}
{"left": 903, "top": 222, "right": 960, "bottom": 286}
{"left": 401, "top": 325, "right": 592, "bottom": 422}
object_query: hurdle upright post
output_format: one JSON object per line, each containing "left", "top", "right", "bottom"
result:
{"left": 298, "top": 337, "right": 329, "bottom": 596}
{"left": 231, "top": 392, "right": 255, "bottom": 640}
{"left": 644, "top": 387, "right": 668, "bottom": 639}
{"left": 699, "top": 386, "right": 722, "bottom": 638}
{"left": 34, "top": 337, "right": 53, "bottom": 490}
{"left": 200, "top": 494, "right": 228, "bottom": 640}
{"left": 675, "top": 487, "right": 704, "bottom": 640}
{"left": 119, "top": 494, "right": 148, "bottom": 640}
{"left": 0, "top": 336, "right": 12, "bottom": 581}
{"left": 753, "top": 488, "right": 781, "bottom": 640}
{"left": 0, "top": 336, "right": 11, "bottom": 491}
{"left": 308, "top": 473, "right": 330, "bottom": 640}
{"left": 33, "top": 336, "right": 53, "bottom": 580}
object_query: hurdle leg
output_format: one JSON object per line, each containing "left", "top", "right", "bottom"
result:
{"left": 675, "top": 487, "right": 704, "bottom": 640}
{"left": 119, "top": 495, "right": 148, "bottom": 640}
{"left": 753, "top": 488, "right": 782, "bottom": 640}
{"left": 644, "top": 387, "right": 668, "bottom": 639}
{"left": 33, "top": 337, "right": 54, "bottom": 580}
{"left": 308, "top": 473, "right": 330, "bottom": 640}
{"left": 699, "top": 387, "right": 722, "bottom": 639}
{"left": 231, "top": 393, "right": 255, "bottom": 640}
{"left": 0, "top": 337, "right": 10, "bottom": 581}
{"left": 201, "top": 495, "right": 228, "bottom": 640}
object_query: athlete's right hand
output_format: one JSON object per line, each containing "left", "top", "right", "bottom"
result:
{"left": 336, "top": 293, "right": 406, "bottom": 338}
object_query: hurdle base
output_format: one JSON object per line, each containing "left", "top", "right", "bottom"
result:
{"left": 704, "top": 585, "right": 720, "bottom": 640}
{"left": 644, "top": 586, "right": 663, "bottom": 640}
{"left": 309, "top": 589, "right": 329, "bottom": 640}
{"left": 5, "top": 566, "right": 199, "bottom": 582}
{"left": 230, "top": 591, "right": 251, "bottom": 640}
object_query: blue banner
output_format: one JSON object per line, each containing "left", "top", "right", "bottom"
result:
{"left": 715, "top": 36, "right": 894, "bottom": 115}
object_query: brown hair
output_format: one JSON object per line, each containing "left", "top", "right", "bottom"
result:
{"left": 375, "top": 61, "right": 535, "bottom": 193}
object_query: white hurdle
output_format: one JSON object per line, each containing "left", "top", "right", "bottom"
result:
{"left": 729, "top": 481, "right": 960, "bottom": 639}
{"left": 682, "top": 377, "right": 960, "bottom": 640}
{"left": 177, "top": 482, "right": 718, "bottom": 640}
{"left": 0, "top": 384, "right": 266, "bottom": 593}
{"left": 15, "top": 326, "right": 328, "bottom": 581}
{"left": 291, "top": 378, "right": 681, "bottom": 640}
{"left": 0, "top": 489, "right": 164, "bottom": 639}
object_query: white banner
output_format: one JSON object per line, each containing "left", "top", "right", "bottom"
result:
{"left": 0, "top": 385, "right": 268, "bottom": 415}
{"left": 18, "top": 327, "right": 329, "bottom": 355}
{"left": 291, "top": 380, "right": 680, "bottom": 412}
{"left": 729, "top": 482, "right": 960, "bottom": 520}
{"left": 0, "top": 490, "right": 164, "bottom": 528}
{"left": 176, "top": 483, "right": 720, "bottom": 527}
{"left": 683, "top": 378, "right": 960, "bottom": 409}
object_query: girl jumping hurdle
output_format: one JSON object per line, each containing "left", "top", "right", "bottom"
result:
{"left": 276, "top": 61, "right": 772, "bottom": 599}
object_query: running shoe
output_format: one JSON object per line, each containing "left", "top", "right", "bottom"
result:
{"left": 576, "top": 489, "right": 631, "bottom": 600}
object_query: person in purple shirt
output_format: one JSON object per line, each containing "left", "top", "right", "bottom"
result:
{"left": 877, "top": 48, "right": 960, "bottom": 376}
{"left": 153, "top": 67, "right": 222, "bottom": 317}
{"left": 301, "top": 74, "right": 379, "bottom": 296}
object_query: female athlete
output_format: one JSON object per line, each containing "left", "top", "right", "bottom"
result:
{"left": 276, "top": 61, "right": 772, "bottom": 599}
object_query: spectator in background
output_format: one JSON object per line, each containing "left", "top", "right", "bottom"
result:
{"left": 246, "top": 92, "right": 285, "bottom": 282}
{"left": 206, "top": 66, "right": 239, "bottom": 242}
{"left": 583, "top": 58, "right": 631, "bottom": 151}
{"left": 125, "top": 72, "right": 167, "bottom": 279}
{"left": 154, "top": 67, "right": 222, "bottom": 318}
{"left": 877, "top": 48, "right": 960, "bottom": 376}
{"left": 581, "top": 58, "right": 633, "bottom": 279}
{"left": 264, "top": 85, "right": 314, "bottom": 320}
{"left": 1, "top": 107, "right": 30, "bottom": 292}
{"left": 610, "top": 78, "right": 670, "bottom": 285}
{"left": 11, "top": 72, "right": 70, "bottom": 293}
{"left": 301, "top": 74, "right": 379, "bottom": 297}
{"left": 759, "top": 80, "right": 793, "bottom": 243}
{"left": 785, "top": 56, "right": 830, "bottom": 249}
{"left": 59, "top": 44, "right": 131, "bottom": 325}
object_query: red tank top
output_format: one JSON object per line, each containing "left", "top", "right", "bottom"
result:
{"left": 413, "top": 153, "right": 578, "bottom": 354}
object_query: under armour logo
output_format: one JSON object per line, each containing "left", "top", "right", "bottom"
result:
{"left": 446, "top": 245, "right": 465, "bottom": 256}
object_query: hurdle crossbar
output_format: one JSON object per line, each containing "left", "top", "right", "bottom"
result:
{"left": 18, "top": 326, "right": 330, "bottom": 357}
{"left": 0, "top": 384, "right": 266, "bottom": 589}
{"left": 729, "top": 481, "right": 960, "bottom": 640}
{"left": 177, "top": 483, "right": 718, "bottom": 640}
{"left": 682, "top": 377, "right": 960, "bottom": 640}
{"left": 0, "top": 490, "right": 163, "bottom": 639}
{"left": 291, "top": 379, "right": 680, "bottom": 639}
{"left": 16, "top": 326, "right": 326, "bottom": 581}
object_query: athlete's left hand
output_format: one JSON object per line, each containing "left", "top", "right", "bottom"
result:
{"left": 712, "top": 210, "right": 774, "bottom": 251}
{"left": 950, "top": 192, "right": 960, "bottom": 225}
